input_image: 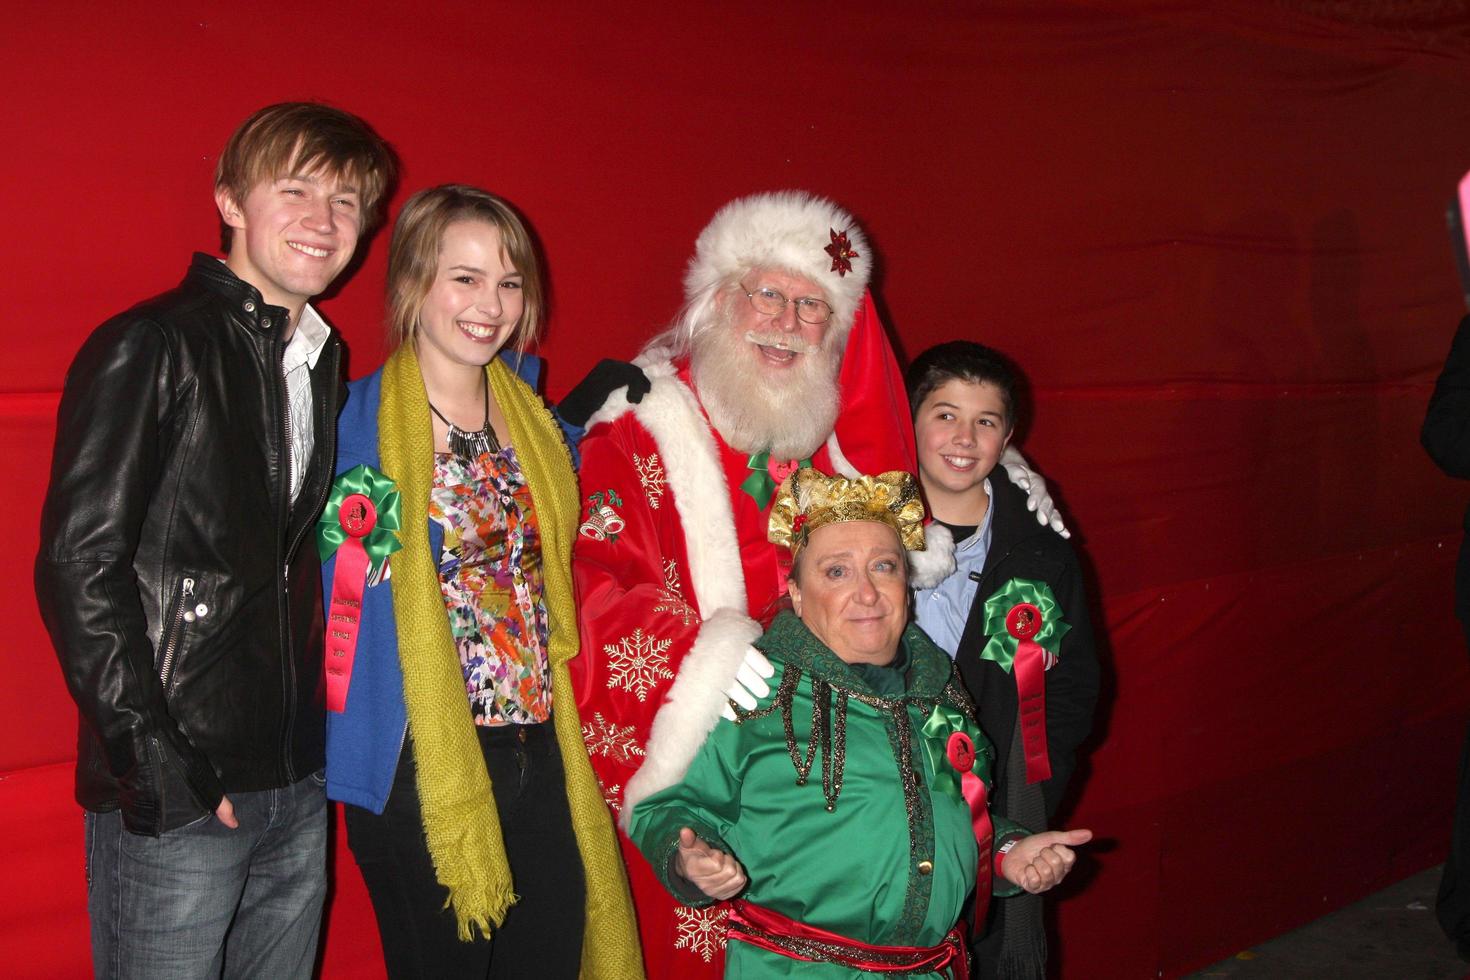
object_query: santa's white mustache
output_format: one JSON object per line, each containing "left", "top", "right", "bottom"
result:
{"left": 744, "top": 331, "right": 818, "bottom": 354}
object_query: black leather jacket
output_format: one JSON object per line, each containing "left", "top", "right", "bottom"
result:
{"left": 35, "top": 254, "right": 341, "bottom": 835}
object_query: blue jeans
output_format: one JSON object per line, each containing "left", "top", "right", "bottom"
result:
{"left": 85, "top": 770, "right": 328, "bottom": 980}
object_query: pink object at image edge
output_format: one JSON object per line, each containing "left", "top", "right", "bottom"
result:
{"left": 1459, "top": 170, "right": 1470, "bottom": 257}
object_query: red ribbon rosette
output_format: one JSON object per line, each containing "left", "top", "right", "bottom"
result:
{"left": 315, "top": 465, "right": 401, "bottom": 712}
{"left": 947, "top": 730, "right": 995, "bottom": 927}
{"left": 980, "top": 579, "right": 1071, "bottom": 785}
{"left": 924, "top": 705, "right": 996, "bottom": 932}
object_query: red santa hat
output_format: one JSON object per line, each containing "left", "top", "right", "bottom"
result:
{"left": 832, "top": 296, "right": 955, "bottom": 588}
{"left": 684, "top": 190, "right": 871, "bottom": 340}
{"left": 830, "top": 289, "right": 917, "bottom": 477}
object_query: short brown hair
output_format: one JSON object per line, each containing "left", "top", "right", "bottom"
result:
{"left": 385, "top": 185, "right": 544, "bottom": 351}
{"left": 214, "top": 102, "right": 396, "bottom": 243}
{"left": 905, "top": 340, "right": 1020, "bottom": 435}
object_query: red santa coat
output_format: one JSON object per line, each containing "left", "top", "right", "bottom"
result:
{"left": 572, "top": 331, "right": 917, "bottom": 977}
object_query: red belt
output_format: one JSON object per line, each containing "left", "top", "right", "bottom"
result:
{"left": 726, "top": 900, "right": 968, "bottom": 979}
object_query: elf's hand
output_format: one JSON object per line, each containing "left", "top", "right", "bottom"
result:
{"left": 1000, "top": 828, "right": 1092, "bottom": 894}
{"left": 675, "top": 827, "right": 747, "bottom": 900}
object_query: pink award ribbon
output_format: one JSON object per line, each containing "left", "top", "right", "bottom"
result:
{"left": 316, "top": 465, "right": 402, "bottom": 713}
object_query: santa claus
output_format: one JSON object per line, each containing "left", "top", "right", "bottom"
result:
{"left": 571, "top": 191, "right": 1059, "bottom": 977}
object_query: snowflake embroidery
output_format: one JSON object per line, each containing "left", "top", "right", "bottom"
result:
{"left": 581, "top": 712, "right": 646, "bottom": 767}
{"left": 674, "top": 904, "right": 729, "bottom": 962}
{"left": 654, "top": 558, "right": 699, "bottom": 626}
{"left": 634, "top": 452, "right": 668, "bottom": 509}
{"left": 654, "top": 589, "right": 699, "bottom": 626}
{"left": 601, "top": 781, "right": 622, "bottom": 813}
{"left": 605, "top": 628, "right": 674, "bottom": 701}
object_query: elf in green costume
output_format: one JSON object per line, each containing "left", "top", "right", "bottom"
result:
{"left": 627, "top": 469, "right": 1090, "bottom": 978}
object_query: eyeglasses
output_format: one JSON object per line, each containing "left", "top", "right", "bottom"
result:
{"left": 740, "top": 283, "right": 833, "bottom": 325}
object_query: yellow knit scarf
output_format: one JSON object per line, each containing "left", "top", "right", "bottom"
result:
{"left": 379, "top": 345, "right": 643, "bottom": 976}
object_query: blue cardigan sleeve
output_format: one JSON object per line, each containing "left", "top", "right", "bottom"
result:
{"left": 501, "top": 350, "right": 587, "bottom": 467}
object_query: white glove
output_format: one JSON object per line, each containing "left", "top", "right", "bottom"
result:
{"left": 1001, "top": 447, "right": 1070, "bottom": 539}
{"left": 721, "top": 645, "right": 775, "bottom": 720}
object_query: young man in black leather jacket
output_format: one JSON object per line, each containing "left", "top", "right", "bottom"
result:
{"left": 35, "top": 102, "right": 394, "bottom": 978}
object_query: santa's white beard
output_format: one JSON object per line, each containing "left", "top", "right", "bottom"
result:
{"left": 691, "top": 319, "right": 842, "bottom": 460}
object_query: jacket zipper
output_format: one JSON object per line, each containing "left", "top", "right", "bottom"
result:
{"left": 146, "top": 735, "right": 169, "bottom": 836}
{"left": 277, "top": 338, "right": 340, "bottom": 785}
{"left": 282, "top": 379, "right": 295, "bottom": 510}
{"left": 157, "top": 576, "right": 196, "bottom": 690}
{"left": 272, "top": 334, "right": 296, "bottom": 785}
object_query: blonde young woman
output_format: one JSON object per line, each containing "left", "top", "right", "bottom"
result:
{"left": 320, "top": 184, "right": 640, "bottom": 978}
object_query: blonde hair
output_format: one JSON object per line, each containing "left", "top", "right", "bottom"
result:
{"left": 385, "top": 185, "right": 544, "bottom": 351}
{"left": 214, "top": 102, "right": 396, "bottom": 241}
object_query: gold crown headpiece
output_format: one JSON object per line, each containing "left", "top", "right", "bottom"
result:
{"left": 768, "top": 468, "right": 927, "bottom": 558}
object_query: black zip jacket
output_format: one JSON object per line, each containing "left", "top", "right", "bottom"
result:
{"left": 35, "top": 254, "right": 341, "bottom": 835}
{"left": 953, "top": 471, "right": 1101, "bottom": 819}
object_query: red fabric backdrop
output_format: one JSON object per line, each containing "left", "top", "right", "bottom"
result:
{"left": 5, "top": 2, "right": 1470, "bottom": 976}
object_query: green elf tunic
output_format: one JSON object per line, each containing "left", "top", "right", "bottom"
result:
{"left": 627, "top": 610, "right": 1026, "bottom": 979}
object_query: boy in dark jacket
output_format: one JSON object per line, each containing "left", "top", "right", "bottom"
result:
{"left": 906, "top": 341, "right": 1100, "bottom": 980}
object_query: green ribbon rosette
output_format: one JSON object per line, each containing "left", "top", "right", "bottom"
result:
{"left": 979, "top": 578, "right": 1069, "bottom": 672}
{"left": 920, "top": 701, "right": 980, "bottom": 801}
{"left": 316, "top": 463, "right": 403, "bottom": 575}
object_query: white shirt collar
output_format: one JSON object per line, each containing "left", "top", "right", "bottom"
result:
{"left": 213, "top": 256, "right": 330, "bottom": 370}
{"left": 284, "top": 304, "right": 330, "bottom": 370}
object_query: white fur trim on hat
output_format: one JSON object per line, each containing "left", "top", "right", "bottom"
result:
{"left": 685, "top": 191, "right": 871, "bottom": 338}
{"left": 908, "top": 522, "right": 956, "bottom": 590}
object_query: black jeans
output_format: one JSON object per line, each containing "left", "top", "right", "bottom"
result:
{"left": 345, "top": 721, "right": 586, "bottom": 979}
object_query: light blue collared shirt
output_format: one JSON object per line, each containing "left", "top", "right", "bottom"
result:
{"left": 913, "top": 479, "right": 995, "bottom": 659}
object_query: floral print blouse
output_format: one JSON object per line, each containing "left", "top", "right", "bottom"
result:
{"left": 429, "top": 446, "right": 552, "bottom": 725}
